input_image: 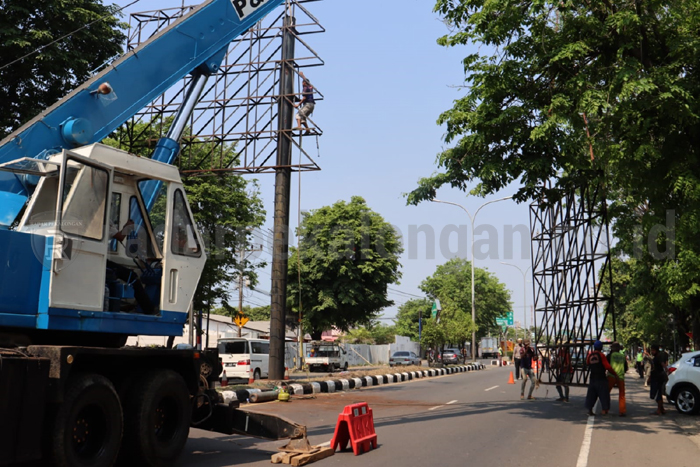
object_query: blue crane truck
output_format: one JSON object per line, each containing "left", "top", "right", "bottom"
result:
{"left": 0, "top": 1, "right": 308, "bottom": 466}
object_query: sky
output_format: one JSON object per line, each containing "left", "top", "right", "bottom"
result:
{"left": 113, "top": 0, "right": 535, "bottom": 330}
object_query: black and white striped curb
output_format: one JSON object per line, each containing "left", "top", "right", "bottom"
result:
{"left": 221, "top": 364, "right": 485, "bottom": 403}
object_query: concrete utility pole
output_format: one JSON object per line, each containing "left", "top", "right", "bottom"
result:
{"left": 269, "top": 7, "right": 296, "bottom": 381}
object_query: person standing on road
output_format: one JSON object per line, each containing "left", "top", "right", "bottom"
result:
{"left": 607, "top": 342, "right": 628, "bottom": 416}
{"left": 520, "top": 340, "right": 537, "bottom": 400}
{"left": 555, "top": 341, "right": 573, "bottom": 403}
{"left": 649, "top": 344, "right": 668, "bottom": 415}
{"left": 584, "top": 340, "right": 618, "bottom": 416}
{"left": 513, "top": 338, "right": 523, "bottom": 380}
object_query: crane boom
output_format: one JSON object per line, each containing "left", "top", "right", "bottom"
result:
{"left": 0, "top": 0, "right": 284, "bottom": 224}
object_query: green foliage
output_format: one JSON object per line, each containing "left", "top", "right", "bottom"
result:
{"left": 420, "top": 318, "right": 445, "bottom": 350}
{"left": 0, "top": 0, "right": 126, "bottom": 138}
{"left": 341, "top": 327, "right": 374, "bottom": 344}
{"left": 442, "top": 312, "right": 476, "bottom": 349}
{"left": 410, "top": 0, "right": 700, "bottom": 348}
{"left": 393, "top": 298, "right": 431, "bottom": 341}
{"left": 602, "top": 256, "right": 691, "bottom": 351}
{"left": 211, "top": 305, "right": 270, "bottom": 321}
{"left": 105, "top": 119, "right": 266, "bottom": 312}
{"left": 287, "top": 196, "right": 403, "bottom": 339}
{"left": 419, "top": 258, "right": 511, "bottom": 339}
{"left": 369, "top": 323, "right": 396, "bottom": 345}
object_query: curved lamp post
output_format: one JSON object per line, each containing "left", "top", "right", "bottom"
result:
{"left": 431, "top": 196, "right": 512, "bottom": 361}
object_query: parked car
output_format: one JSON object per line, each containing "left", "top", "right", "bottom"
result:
{"left": 217, "top": 338, "right": 270, "bottom": 381}
{"left": 441, "top": 349, "right": 461, "bottom": 365}
{"left": 666, "top": 350, "right": 700, "bottom": 415}
{"left": 307, "top": 341, "right": 348, "bottom": 372}
{"left": 389, "top": 351, "right": 421, "bottom": 367}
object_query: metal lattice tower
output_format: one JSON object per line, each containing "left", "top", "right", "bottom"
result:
{"left": 530, "top": 183, "right": 615, "bottom": 386}
{"left": 116, "top": 0, "right": 324, "bottom": 174}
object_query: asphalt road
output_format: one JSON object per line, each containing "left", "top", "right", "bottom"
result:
{"left": 179, "top": 366, "right": 700, "bottom": 467}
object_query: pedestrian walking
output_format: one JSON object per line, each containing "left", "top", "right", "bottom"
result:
{"left": 555, "top": 341, "right": 573, "bottom": 403}
{"left": 649, "top": 344, "right": 668, "bottom": 415}
{"left": 520, "top": 340, "right": 537, "bottom": 400}
{"left": 585, "top": 340, "right": 618, "bottom": 416}
{"left": 636, "top": 349, "right": 644, "bottom": 378}
{"left": 643, "top": 348, "right": 653, "bottom": 387}
{"left": 607, "top": 342, "right": 628, "bottom": 416}
{"left": 513, "top": 338, "right": 523, "bottom": 380}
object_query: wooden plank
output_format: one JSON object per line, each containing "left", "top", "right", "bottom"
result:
{"left": 271, "top": 452, "right": 287, "bottom": 464}
{"left": 290, "top": 447, "right": 335, "bottom": 466}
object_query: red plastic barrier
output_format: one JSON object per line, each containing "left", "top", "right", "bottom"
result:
{"left": 330, "top": 402, "right": 378, "bottom": 455}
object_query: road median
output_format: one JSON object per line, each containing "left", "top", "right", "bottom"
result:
{"left": 221, "top": 364, "right": 486, "bottom": 403}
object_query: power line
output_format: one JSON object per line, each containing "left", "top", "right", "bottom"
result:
{"left": 387, "top": 287, "right": 424, "bottom": 299}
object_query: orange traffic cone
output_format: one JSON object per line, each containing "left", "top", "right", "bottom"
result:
{"left": 248, "top": 371, "right": 255, "bottom": 385}
{"left": 221, "top": 370, "right": 228, "bottom": 387}
{"left": 284, "top": 367, "right": 290, "bottom": 380}
{"left": 508, "top": 371, "right": 515, "bottom": 384}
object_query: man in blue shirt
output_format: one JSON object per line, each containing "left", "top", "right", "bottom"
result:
{"left": 294, "top": 71, "right": 315, "bottom": 135}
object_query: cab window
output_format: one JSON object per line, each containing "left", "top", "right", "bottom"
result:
{"left": 60, "top": 159, "right": 109, "bottom": 240}
{"left": 109, "top": 193, "right": 121, "bottom": 252}
{"left": 171, "top": 189, "right": 201, "bottom": 257}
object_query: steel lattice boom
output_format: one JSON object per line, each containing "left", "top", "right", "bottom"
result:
{"left": 117, "top": 0, "right": 324, "bottom": 174}
{"left": 530, "top": 183, "right": 615, "bottom": 387}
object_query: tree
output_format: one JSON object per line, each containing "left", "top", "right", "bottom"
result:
{"left": 211, "top": 305, "right": 270, "bottom": 322}
{"left": 369, "top": 323, "right": 396, "bottom": 345}
{"left": 408, "top": 0, "right": 700, "bottom": 349}
{"left": 287, "top": 196, "right": 403, "bottom": 340}
{"left": 105, "top": 119, "right": 266, "bottom": 312}
{"left": 245, "top": 305, "right": 271, "bottom": 322}
{"left": 0, "top": 1, "right": 126, "bottom": 138}
{"left": 394, "top": 298, "right": 432, "bottom": 341}
{"left": 442, "top": 312, "right": 476, "bottom": 354}
{"left": 340, "top": 327, "right": 374, "bottom": 345}
{"left": 420, "top": 319, "right": 446, "bottom": 355}
{"left": 419, "top": 258, "right": 511, "bottom": 340}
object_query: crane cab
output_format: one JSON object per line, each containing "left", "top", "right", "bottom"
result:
{"left": 0, "top": 143, "right": 206, "bottom": 340}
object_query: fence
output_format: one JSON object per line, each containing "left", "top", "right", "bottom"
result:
{"left": 284, "top": 336, "right": 421, "bottom": 369}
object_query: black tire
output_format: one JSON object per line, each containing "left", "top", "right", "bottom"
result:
{"left": 48, "top": 373, "right": 123, "bottom": 467}
{"left": 253, "top": 369, "right": 261, "bottom": 380}
{"left": 121, "top": 370, "right": 191, "bottom": 467}
{"left": 674, "top": 385, "right": 700, "bottom": 415}
{"left": 343, "top": 362, "right": 349, "bottom": 371}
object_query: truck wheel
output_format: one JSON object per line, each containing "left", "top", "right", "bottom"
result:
{"left": 49, "top": 373, "right": 123, "bottom": 467}
{"left": 122, "top": 370, "right": 191, "bottom": 467}
{"left": 343, "top": 362, "right": 349, "bottom": 371}
{"left": 254, "top": 369, "right": 261, "bottom": 381}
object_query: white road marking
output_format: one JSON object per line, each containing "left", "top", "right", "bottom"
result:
{"left": 446, "top": 400, "right": 458, "bottom": 405}
{"left": 485, "top": 385, "right": 499, "bottom": 391}
{"left": 576, "top": 415, "right": 595, "bottom": 467}
{"left": 428, "top": 405, "right": 444, "bottom": 411}
{"left": 318, "top": 441, "right": 331, "bottom": 448}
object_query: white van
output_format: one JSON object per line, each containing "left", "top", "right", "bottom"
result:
{"left": 217, "top": 338, "right": 269, "bottom": 381}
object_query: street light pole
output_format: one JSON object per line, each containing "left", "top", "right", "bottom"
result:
{"left": 431, "top": 196, "right": 512, "bottom": 361}
{"left": 501, "top": 262, "right": 531, "bottom": 341}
